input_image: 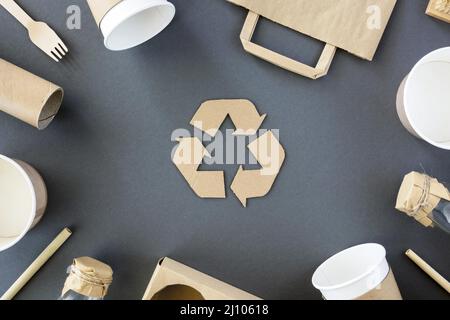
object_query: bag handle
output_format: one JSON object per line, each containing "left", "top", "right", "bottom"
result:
{"left": 240, "top": 11, "right": 336, "bottom": 79}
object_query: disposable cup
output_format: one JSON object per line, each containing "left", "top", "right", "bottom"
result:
{"left": 396, "top": 47, "right": 450, "bottom": 149}
{"left": 312, "top": 243, "right": 402, "bottom": 300}
{"left": 87, "top": 0, "right": 176, "bottom": 51}
{"left": 0, "top": 155, "right": 47, "bottom": 252}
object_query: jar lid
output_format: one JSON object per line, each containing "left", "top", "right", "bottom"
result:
{"left": 62, "top": 257, "right": 113, "bottom": 298}
{"left": 395, "top": 172, "right": 450, "bottom": 227}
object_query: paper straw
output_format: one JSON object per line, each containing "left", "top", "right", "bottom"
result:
{"left": 1, "top": 228, "right": 72, "bottom": 300}
{"left": 405, "top": 249, "right": 450, "bottom": 294}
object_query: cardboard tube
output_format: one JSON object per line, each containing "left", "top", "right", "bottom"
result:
{"left": 0, "top": 59, "right": 63, "bottom": 130}
{"left": 406, "top": 249, "right": 450, "bottom": 294}
{"left": 0, "top": 228, "right": 72, "bottom": 300}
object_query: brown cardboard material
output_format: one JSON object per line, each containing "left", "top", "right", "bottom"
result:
{"left": 396, "top": 76, "right": 421, "bottom": 138}
{"left": 231, "top": 131, "right": 285, "bottom": 207}
{"left": 0, "top": 59, "right": 63, "bottom": 129}
{"left": 15, "top": 160, "right": 47, "bottom": 229}
{"left": 240, "top": 11, "right": 336, "bottom": 79}
{"left": 426, "top": 0, "right": 450, "bottom": 23}
{"left": 86, "top": 0, "right": 122, "bottom": 26}
{"left": 62, "top": 257, "right": 113, "bottom": 299}
{"left": 142, "top": 257, "right": 261, "bottom": 300}
{"left": 172, "top": 137, "right": 225, "bottom": 198}
{"left": 175, "top": 99, "right": 284, "bottom": 205}
{"left": 190, "top": 99, "right": 266, "bottom": 137}
{"left": 355, "top": 269, "right": 402, "bottom": 300}
{"left": 395, "top": 172, "right": 450, "bottom": 227}
{"left": 227, "top": 0, "right": 397, "bottom": 78}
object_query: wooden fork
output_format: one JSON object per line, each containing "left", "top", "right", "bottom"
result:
{"left": 0, "top": 0, "right": 68, "bottom": 62}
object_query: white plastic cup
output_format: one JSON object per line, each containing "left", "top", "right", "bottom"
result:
{"left": 0, "top": 155, "right": 47, "bottom": 252}
{"left": 396, "top": 47, "right": 450, "bottom": 150}
{"left": 87, "top": 0, "right": 176, "bottom": 51}
{"left": 312, "top": 243, "right": 401, "bottom": 300}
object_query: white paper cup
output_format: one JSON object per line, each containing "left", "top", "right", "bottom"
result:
{"left": 0, "top": 155, "right": 47, "bottom": 252}
{"left": 396, "top": 47, "right": 450, "bottom": 149}
{"left": 312, "top": 243, "right": 401, "bottom": 300}
{"left": 87, "top": 0, "right": 176, "bottom": 51}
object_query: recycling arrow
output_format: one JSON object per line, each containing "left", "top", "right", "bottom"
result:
{"left": 174, "top": 99, "right": 285, "bottom": 206}
{"left": 231, "top": 131, "right": 285, "bottom": 207}
{"left": 190, "top": 99, "right": 266, "bottom": 137}
{"left": 172, "top": 137, "right": 225, "bottom": 198}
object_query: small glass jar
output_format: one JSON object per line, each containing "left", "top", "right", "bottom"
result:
{"left": 429, "top": 201, "right": 450, "bottom": 234}
{"left": 59, "top": 256, "right": 113, "bottom": 300}
{"left": 396, "top": 172, "right": 450, "bottom": 234}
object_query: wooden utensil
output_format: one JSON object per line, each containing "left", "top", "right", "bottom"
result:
{"left": 0, "top": 0, "right": 68, "bottom": 62}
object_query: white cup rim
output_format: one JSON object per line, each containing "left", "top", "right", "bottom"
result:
{"left": 0, "top": 155, "right": 37, "bottom": 251}
{"left": 403, "top": 47, "right": 450, "bottom": 150}
{"left": 312, "top": 243, "right": 387, "bottom": 291}
{"left": 100, "top": 0, "right": 175, "bottom": 51}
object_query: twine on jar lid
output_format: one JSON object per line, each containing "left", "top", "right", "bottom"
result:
{"left": 62, "top": 257, "right": 113, "bottom": 298}
{"left": 396, "top": 172, "right": 450, "bottom": 227}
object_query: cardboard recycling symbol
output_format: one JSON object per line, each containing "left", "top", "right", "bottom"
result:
{"left": 173, "top": 99, "right": 285, "bottom": 207}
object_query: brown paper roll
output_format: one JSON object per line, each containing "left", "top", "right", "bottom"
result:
{"left": 356, "top": 269, "right": 402, "bottom": 300}
{"left": 0, "top": 59, "right": 63, "bottom": 130}
{"left": 87, "top": 0, "right": 122, "bottom": 26}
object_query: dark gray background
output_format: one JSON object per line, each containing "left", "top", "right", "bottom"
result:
{"left": 0, "top": 0, "right": 449, "bottom": 300}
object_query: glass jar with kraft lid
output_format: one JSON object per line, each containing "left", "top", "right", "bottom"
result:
{"left": 59, "top": 257, "right": 113, "bottom": 300}
{"left": 396, "top": 172, "right": 450, "bottom": 234}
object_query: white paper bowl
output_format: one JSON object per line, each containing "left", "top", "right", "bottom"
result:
{"left": 100, "top": 0, "right": 175, "bottom": 51}
{"left": 312, "top": 243, "right": 389, "bottom": 300}
{"left": 396, "top": 47, "right": 450, "bottom": 150}
{"left": 0, "top": 155, "right": 47, "bottom": 252}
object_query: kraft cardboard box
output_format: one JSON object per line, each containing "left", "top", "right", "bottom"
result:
{"left": 142, "top": 257, "right": 260, "bottom": 300}
{"left": 426, "top": 0, "right": 450, "bottom": 23}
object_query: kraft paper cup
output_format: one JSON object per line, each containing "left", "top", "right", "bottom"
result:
{"left": 0, "top": 59, "right": 63, "bottom": 130}
{"left": 87, "top": 0, "right": 176, "bottom": 51}
{"left": 312, "top": 243, "right": 402, "bottom": 300}
{"left": 396, "top": 47, "right": 450, "bottom": 149}
{"left": 0, "top": 155, "right": 47, "bottom": 252}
